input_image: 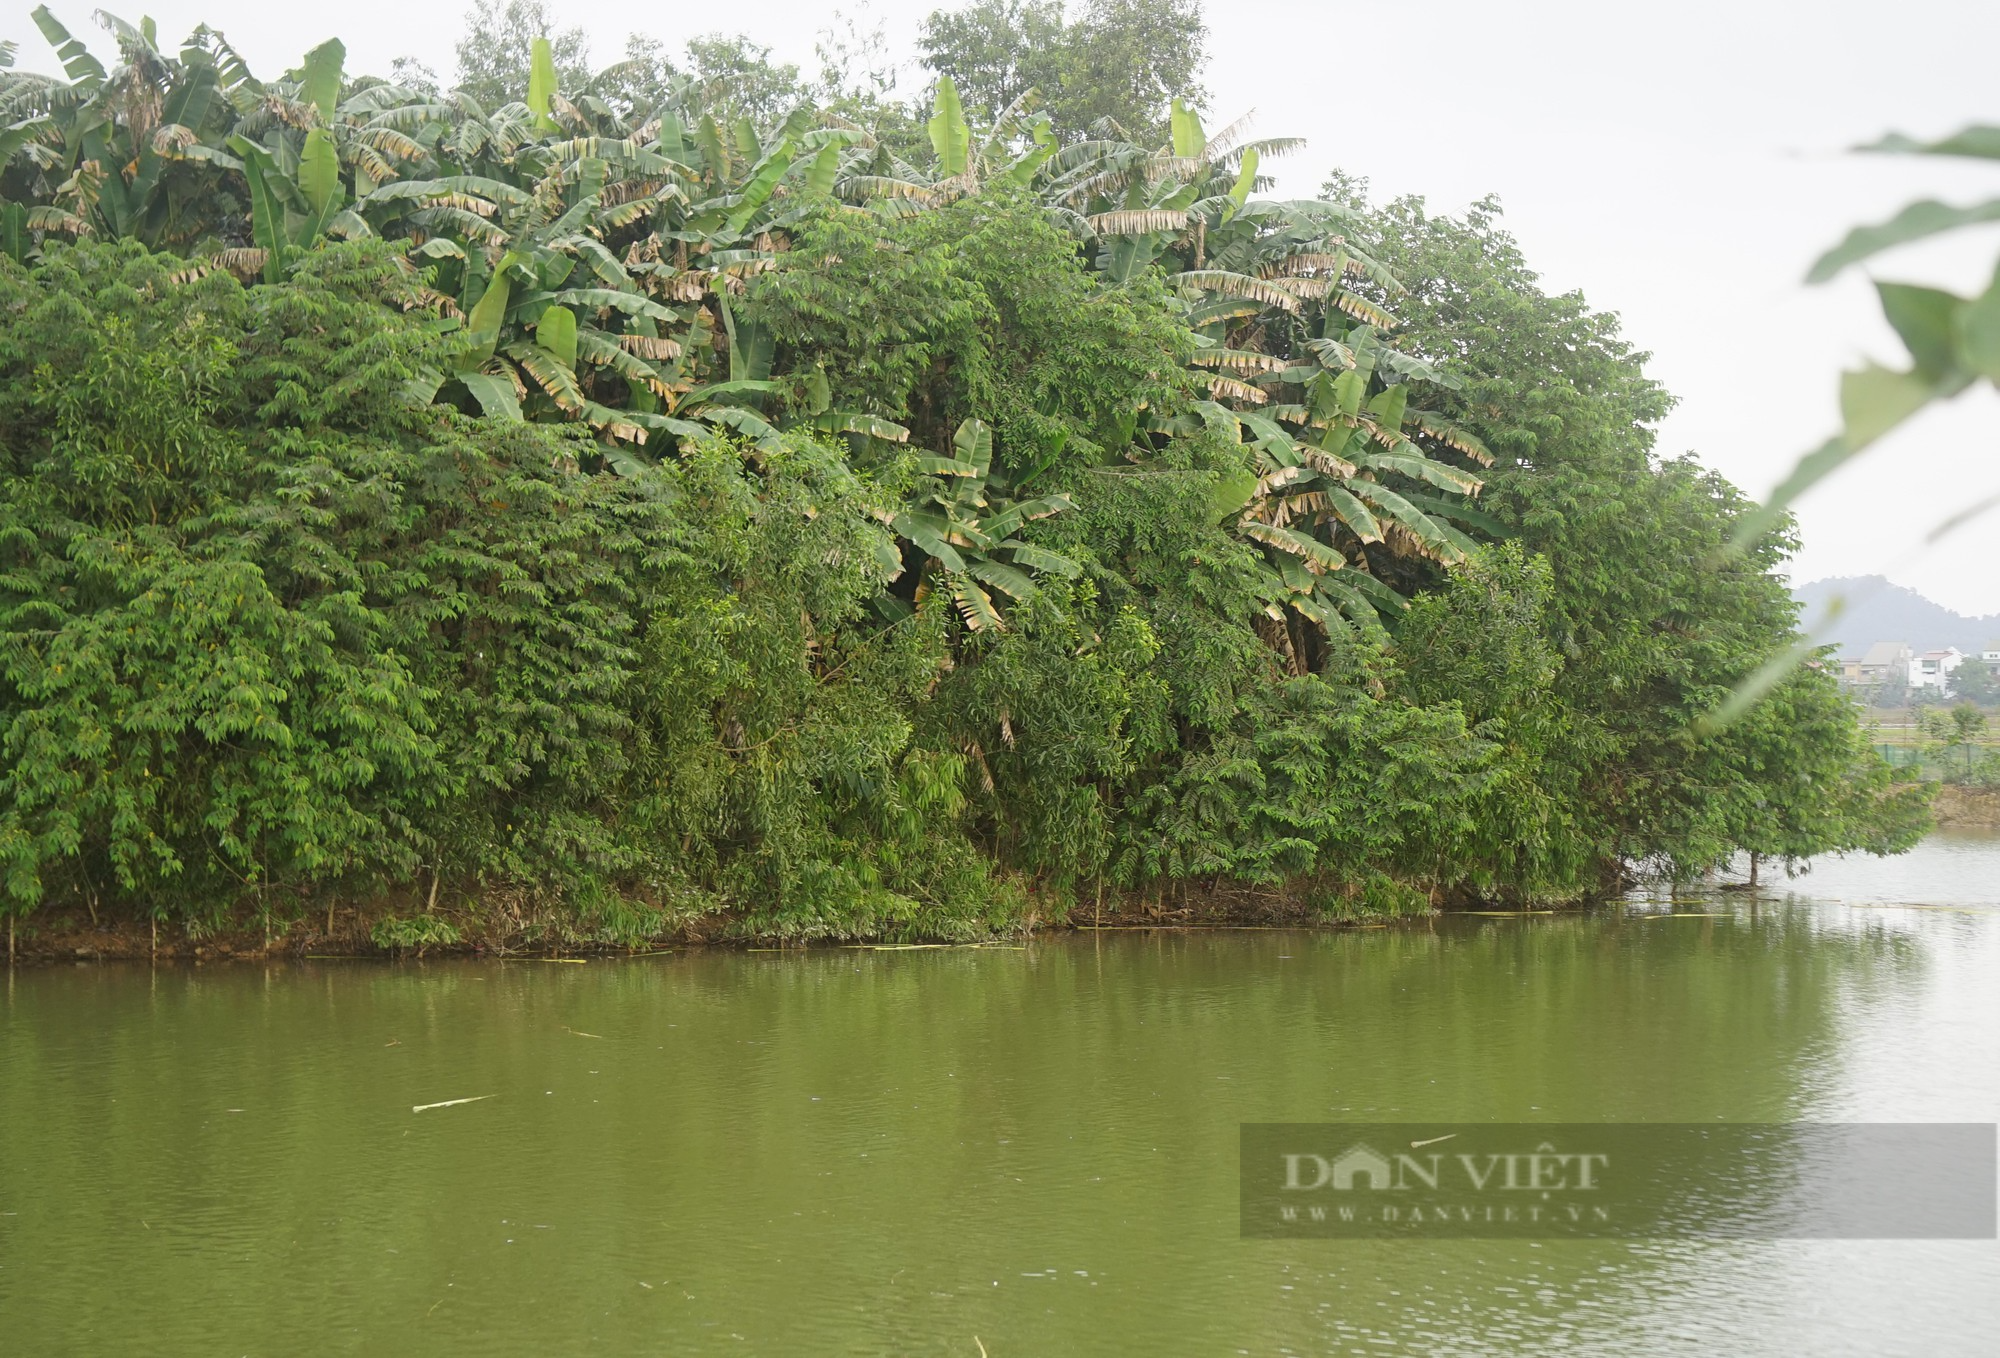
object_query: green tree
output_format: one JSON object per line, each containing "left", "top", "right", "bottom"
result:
{"left": 1330, "top": 186, "right": 1929, "bottom": 884}
{"left": 679, "top": 34, "right": 809, "bottom": 126}
{"left": 1953, "top": 703, "right": 1981, "bottom": 743}
{"left": 0, "top": 240, "right": 1015, "bottom": 939}
{"left": 576, "top": 32, "right": 813, "bottom": 128}
{"left": 1923, "top": 702, "right": 1990, "bottom": 781}
{"left": 1393, "top": 545, "right": 1590, "bottom": 898}
{"left": 0, "top": 242, "right": 603, "bottom": 922}
{"left": 451, "top": 0, "right": 591, "bottom": 108}
{"left": 1950, "top": 659, "right": 2000, "bottom": 705}
{"left": 918, "top": 0, "right": 1208, "bottom": 141}
{"left": 1723, "top": 664, "right": 1931, "bottom": 882}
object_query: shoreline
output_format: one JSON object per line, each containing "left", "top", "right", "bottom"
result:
{"left": 3, "top": 887, "right": 1589, "bottom": 965}
{"left": 20, "top": 821, "right": 1997, "bottom": 965}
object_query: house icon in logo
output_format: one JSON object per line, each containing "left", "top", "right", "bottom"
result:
{"left": 1330, "top": 1143, "right": 1395, "bottom": 1189}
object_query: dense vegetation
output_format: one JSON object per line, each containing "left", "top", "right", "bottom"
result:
{"left": 0, "top": 6, "right": 1928, "bottom": 946}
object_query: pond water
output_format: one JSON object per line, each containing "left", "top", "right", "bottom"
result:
{"left": 3, "top": 834, "right": 1997, "bottom": 1355}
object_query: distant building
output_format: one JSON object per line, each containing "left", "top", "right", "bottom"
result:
{"left": 1842, "top": 641, "right": 1911, "bottom": 685}
{"left": 1909, "top": 648, "right": 1964, "bottom": 691}
{"left": 1984, "top": 640, "right": 2000, "bottom": 665}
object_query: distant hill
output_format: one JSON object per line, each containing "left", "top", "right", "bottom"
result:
{"left": 1793, "top": 576, "right": 2000, "bottom": 657}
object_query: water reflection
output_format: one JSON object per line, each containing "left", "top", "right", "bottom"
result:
{"left": 1, "top": 835, "right": 1996, "bottom": 1355}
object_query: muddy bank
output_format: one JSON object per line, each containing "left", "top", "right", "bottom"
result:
{"left": 2, "top": 901, "right": 729, "bottom": 965}
{"left": 1933, "top": 784, "right": 2000, "bottom": 828}
{"left": 1, "top": 878, "right": 1580, "bottom": 964}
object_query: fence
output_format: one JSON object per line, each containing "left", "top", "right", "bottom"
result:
{"left": 1876, "top": 744, "right": 1999, "bottom": 785}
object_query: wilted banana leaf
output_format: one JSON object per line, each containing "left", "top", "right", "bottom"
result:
{"left": 917, "top": 454, "right": 981, "bottom": 477}
{"left": 966, "top": 558, "right": 1040, "bottom": 602}
{"left": 1002, "top": 542, "right": 1080, "bottom": 577}
{"left": 815, "top": 412, "right": 911, "bottom": 443}
{"left": 949, "top": 577, "right": 1004, "bottom": 631}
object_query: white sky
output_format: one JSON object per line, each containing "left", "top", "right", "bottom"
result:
{"left": 7, "top": 0, "right": 1999, "bottom": 614}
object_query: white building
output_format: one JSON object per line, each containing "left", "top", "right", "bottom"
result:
{"left": 1909, "top": 648, "right": 1964, "bottom": 691}
{"left": 1984, "top": 640, "right": 2000, "bottom": 665}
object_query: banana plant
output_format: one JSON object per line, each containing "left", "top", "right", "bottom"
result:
{"left": 1055, "top": 103, "right": 1494, "bottom": 633}
{"left": 366, "top": 85, "right": 905, "bottom": 459}
{"left": 885, "top": 419, "right": 1081, "bottom": 631}
{"left": 1224, "top": 376, "right": 1494, "bottom": 623}
{"left": 209, "top": 39, "right": 421, "bottom": 283}
{"left": 0, "top": 107, "right": 49, "bottom": 261}
{"left": 224, "top": 37, "right": 439, "bottom": 215}
{"left": 370, "top": 142, "right": 852, "bottom": 456}
{"left": 0, "top": 39, "right": 22, "bottom": 259}
{"left": 393, "top": 154, "right": 691, "bottom": 441}
{"left": 1175, "top": 315, "right": 1498, "bottom": 635}
{"left": 835, "top": 76, "right": 1058, "bottom": 213}
{"left": 0, "top": 20, "right": 915, "bottom": 459}
{"left": 7, "top": 8, "right": 253, "bottom": 249}
{"left": 1035, "top": 99, "right": 1303, "bottom": 278}
{"left": 5, "top": 15, "right": 391, "bottom": 268}
{"left": 824, "top": 88, "right": 1493, "bottom": 633}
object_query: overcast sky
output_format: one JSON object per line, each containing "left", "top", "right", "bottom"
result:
{"left": 7, "top": 0, "right": 1998, "bottom": 615}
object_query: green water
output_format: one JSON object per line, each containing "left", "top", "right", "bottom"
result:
{"left": 3, "top": 835, "right": 1998, "bottom": 1355}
